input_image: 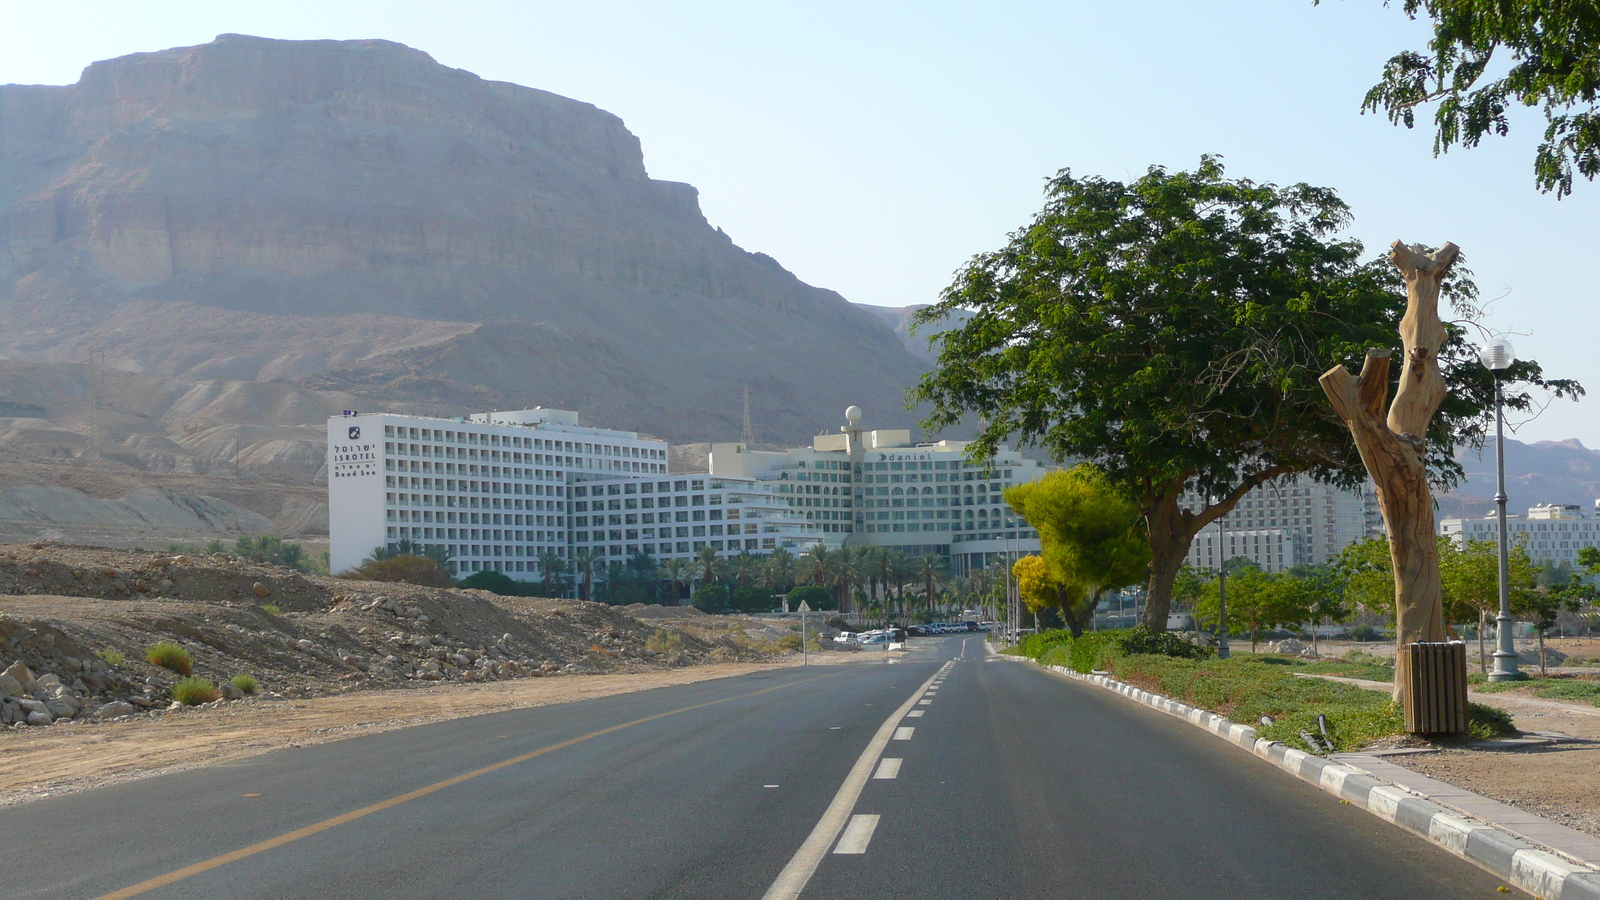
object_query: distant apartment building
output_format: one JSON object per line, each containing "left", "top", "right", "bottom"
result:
{"left": 1439, "top": 501, "right": 1600, "bottom": 565}
{"left": 1179, "top": 475, "right": 1376, "bottom": 573}
{"left": 327, "top": 408, "right": 820, "bottom": 582}
{"left": 708, "top": 406, "right": 1048, "bottom": 573}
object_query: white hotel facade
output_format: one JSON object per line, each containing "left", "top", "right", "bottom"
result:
{"left": 708, "top": 407, "right": 1047, "bottom": 574}
{"left": 327, "top": 408, "right": 822, "bottom": 579}
{"left": 329, "top": 405, "right": 1048, "bottom": 582}
{"left": 1439, "top": 501, "right": 1600, "bottom": 565}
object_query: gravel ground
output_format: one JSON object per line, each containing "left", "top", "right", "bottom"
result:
{"left": 1392, "top": 688, "right": 1600, "bottom": 839}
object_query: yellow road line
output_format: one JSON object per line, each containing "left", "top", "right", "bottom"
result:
{"left": 94, "top": 670, "right": 840, "bottom": 900}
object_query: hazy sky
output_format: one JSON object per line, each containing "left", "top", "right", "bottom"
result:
{"left": 3, "top": 1, "right": 1596, "bottom": 446}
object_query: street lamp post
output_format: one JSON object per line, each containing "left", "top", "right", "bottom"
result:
{"left": 1482, "top": 337, "right": 1524, "bottom": 682}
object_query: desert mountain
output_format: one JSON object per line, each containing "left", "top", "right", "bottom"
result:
{"left": 857, "top": 303, "right": 974, "bottom": 364}
{"left": 1439, "top": 438, "right": 1600, "bottom": 522}
{"left": 0, "top": 35, "right": 931, "bottom": 541}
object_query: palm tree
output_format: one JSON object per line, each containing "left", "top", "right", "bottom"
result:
{"left": 729, "top": 551, "right": 759, "bottom": 589}
{"left": 889, "top": 551, "right": 914, "bottom": 613}
{"left": 602, "top": 562, "right": 628, "bottom": 604}
{"left": 658, "top": 557, "right": 692, "bottom": 605}
{"left": 536, "top": 548, "right": 568, "bottom": 597}
{"left": 915, "top": 554, "right": 948, "bottom": 615}
{"left": 869, "top": 547, "right": 893, "bottom": 613}
{"left": 763, "top": 548, "right": 797, "bottom": 596}
{"left": 573, "top": 547, "right": 604, "bottom": 602}
{"left": 694, "top": 545, "right": 726, "bottom": 597}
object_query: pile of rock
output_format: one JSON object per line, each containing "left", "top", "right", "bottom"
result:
{"left": 1263, "top": 639, "right": 1316, "bottom": 658}
{"left": 1, "top": 662, "right": 135, "bottom": 727}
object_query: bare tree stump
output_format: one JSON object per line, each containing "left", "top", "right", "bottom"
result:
{"left": 1320, "top": 241, "right": 1459, "bottom": 706}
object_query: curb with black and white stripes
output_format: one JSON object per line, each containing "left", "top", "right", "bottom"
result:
{"left": 1044, "top": 663, "right": 1600, "bottom": 900}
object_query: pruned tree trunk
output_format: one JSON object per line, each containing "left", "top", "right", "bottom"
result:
{"left": 1320, "top": 241, "right": 1459, "bottom": 704}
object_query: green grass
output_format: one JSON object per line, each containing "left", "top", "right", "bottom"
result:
{"left": 95, "top": 648, "right": 125, "bottom": 667}
{"left": 146, "top": 641, "right": 193, "bottom": 676}
{"left": 172, "top": 677, "right": 220, "bottom": 706}
{"left": 230, "top": 674, "right": 259, "bottom": 695}
{"left": 1110, "top": 654, "right": 1513, "bottom": 753}
{"left": 1470, "top": 674, "right": 1600, "bottom": 706}
{"left": 258, "top": 603, "right": 281, "bottom": 615}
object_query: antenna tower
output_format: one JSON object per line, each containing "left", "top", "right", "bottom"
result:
{"left": 741, "top": 383, "right": 756, "bottom": 444}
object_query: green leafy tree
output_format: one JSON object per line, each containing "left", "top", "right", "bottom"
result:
{"left": 785, "top": 584, "right": 831, "bottom": 611}
{"left": 692, "top": 583, "right": 731, "bottom": 614}
{"left": 1013, "top": 554, "right": 1093, "bottom": 637}
{"left": 1005, "top": 465, "right": 1150, "bottom": 632}
{"left": 1351, "top": 0, "right": 1600, "bottom": 195}
{"left": 459, "top": 570, "right": 528, "bottom": 596}
{"left": 910, "top": 157, "right": 1574, "bottom": 632}
{"left": 1439, "top": 537, "right": 1538, "bottom": 673}
{"left": 1195, "top": 564, "right": 1311, "bottom": 653}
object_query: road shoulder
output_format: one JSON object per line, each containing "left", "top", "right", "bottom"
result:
{"left": 0, "top": 661, "right": 793, "bottom": 807}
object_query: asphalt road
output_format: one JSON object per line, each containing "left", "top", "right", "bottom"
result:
{"left": 0, "top": 635, "right": 1511, "bottom": 899}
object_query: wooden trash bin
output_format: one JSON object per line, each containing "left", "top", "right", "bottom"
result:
{"left": 1398, "top": 641, "right": 1469, "bottom": 734}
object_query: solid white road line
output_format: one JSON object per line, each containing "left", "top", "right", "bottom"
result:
{"left": 906, "top": 710, "right": 924, "bottom": 717}
{"left": 893, "top": 727, "right": 915, "bottom": 740}
{"left": 833, "top": 815, "right": 880, "bottom": 854}
{"left": 874, "top": 758, "right": 902, "bottom": 780}
{"left": 761, "top": 662, "right": 950, "bottom": 900}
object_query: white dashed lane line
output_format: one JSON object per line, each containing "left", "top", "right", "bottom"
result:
{"left": 833, "top": 815, "right": 881, "bottom": 854}
{"left": 906, "top": 710, "right": 923, "bottom": 717}
{"left": 874, "top": 758, "right": 902, "bottom": 780}
{"left": 917, "top": 699, "right": 931, "bottom": 705}
{"left": 893, "top": 727, "right": 914, "bottom": 741}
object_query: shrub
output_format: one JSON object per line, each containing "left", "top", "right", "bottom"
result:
{"left": 340, "top": 555, "right": 455, "bottom": 588}
{"left": 146, "top": 642, "right": 193, "bottom": 676}
{"left": 459, "top": 570, "right": 533, "bottom": 596}
{"left": 172, "top": 677, "right": 221, "bottom": 706}
{"left": 778, "top": 633, "right": 803, "bottom": 652}
{"left": 646, "top": 630, "right": 683, "bottom": 654}
{"left": 785, "top": 585, "right": 831, "bottom": 610}
{"left": 1022, "top": 627, "right": 1212, "bottom": 673}
{"left": 230, "top": 674, "right": 260, "bottom": 694}
{"left": 259, "top": 603, "right": 281, "bottom": 615}
{"left": 1348, "top": 624, "right": 1381, "bottom": 642}
{"left": 96, "top": 648, "right": 125, "bottom": 667}
{"left": 691, "top": 584, "right": 731, "bottom": 614}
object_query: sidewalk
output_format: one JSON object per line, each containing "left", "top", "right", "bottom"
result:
{"left": 1300, "top": 672, "right": 1600, "bottom": 849}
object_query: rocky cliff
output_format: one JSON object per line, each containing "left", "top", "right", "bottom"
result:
{"left": 0, "top": 35, "right": 932, "bottom": 539}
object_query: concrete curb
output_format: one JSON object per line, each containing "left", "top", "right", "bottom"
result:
{"left": 1043, "top": 663, "right": 1600, "bottom": 900}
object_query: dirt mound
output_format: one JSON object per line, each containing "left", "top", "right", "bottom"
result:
{"left": 625, "top": 603, "right": 706, "bottom": 619}
{"left": 0, "top": 543, "right": 781, "bottom": 729}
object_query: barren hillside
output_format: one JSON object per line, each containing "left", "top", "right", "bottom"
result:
{"left": 0, "top": 35, "right": 931, "bottom": 542}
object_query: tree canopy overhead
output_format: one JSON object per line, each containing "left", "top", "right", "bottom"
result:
{"left": 1352, "top": 0, "right": 1600, "bottom": 196}
{"left": 910, "top": 156, "right": 1579, "bottom": 630}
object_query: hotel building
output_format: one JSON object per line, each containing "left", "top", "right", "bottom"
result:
{"left": 327, "top": 408, "right": 819, "bottom": 581}
{"left": 1179, "top": 475, "right": 1377, "bottom": 573}
{"left": 1439, "top": 501, "right": 1600, "bottom": 565}
{"left": 708, "top": 407, "right": 1048, "bottom": 573}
